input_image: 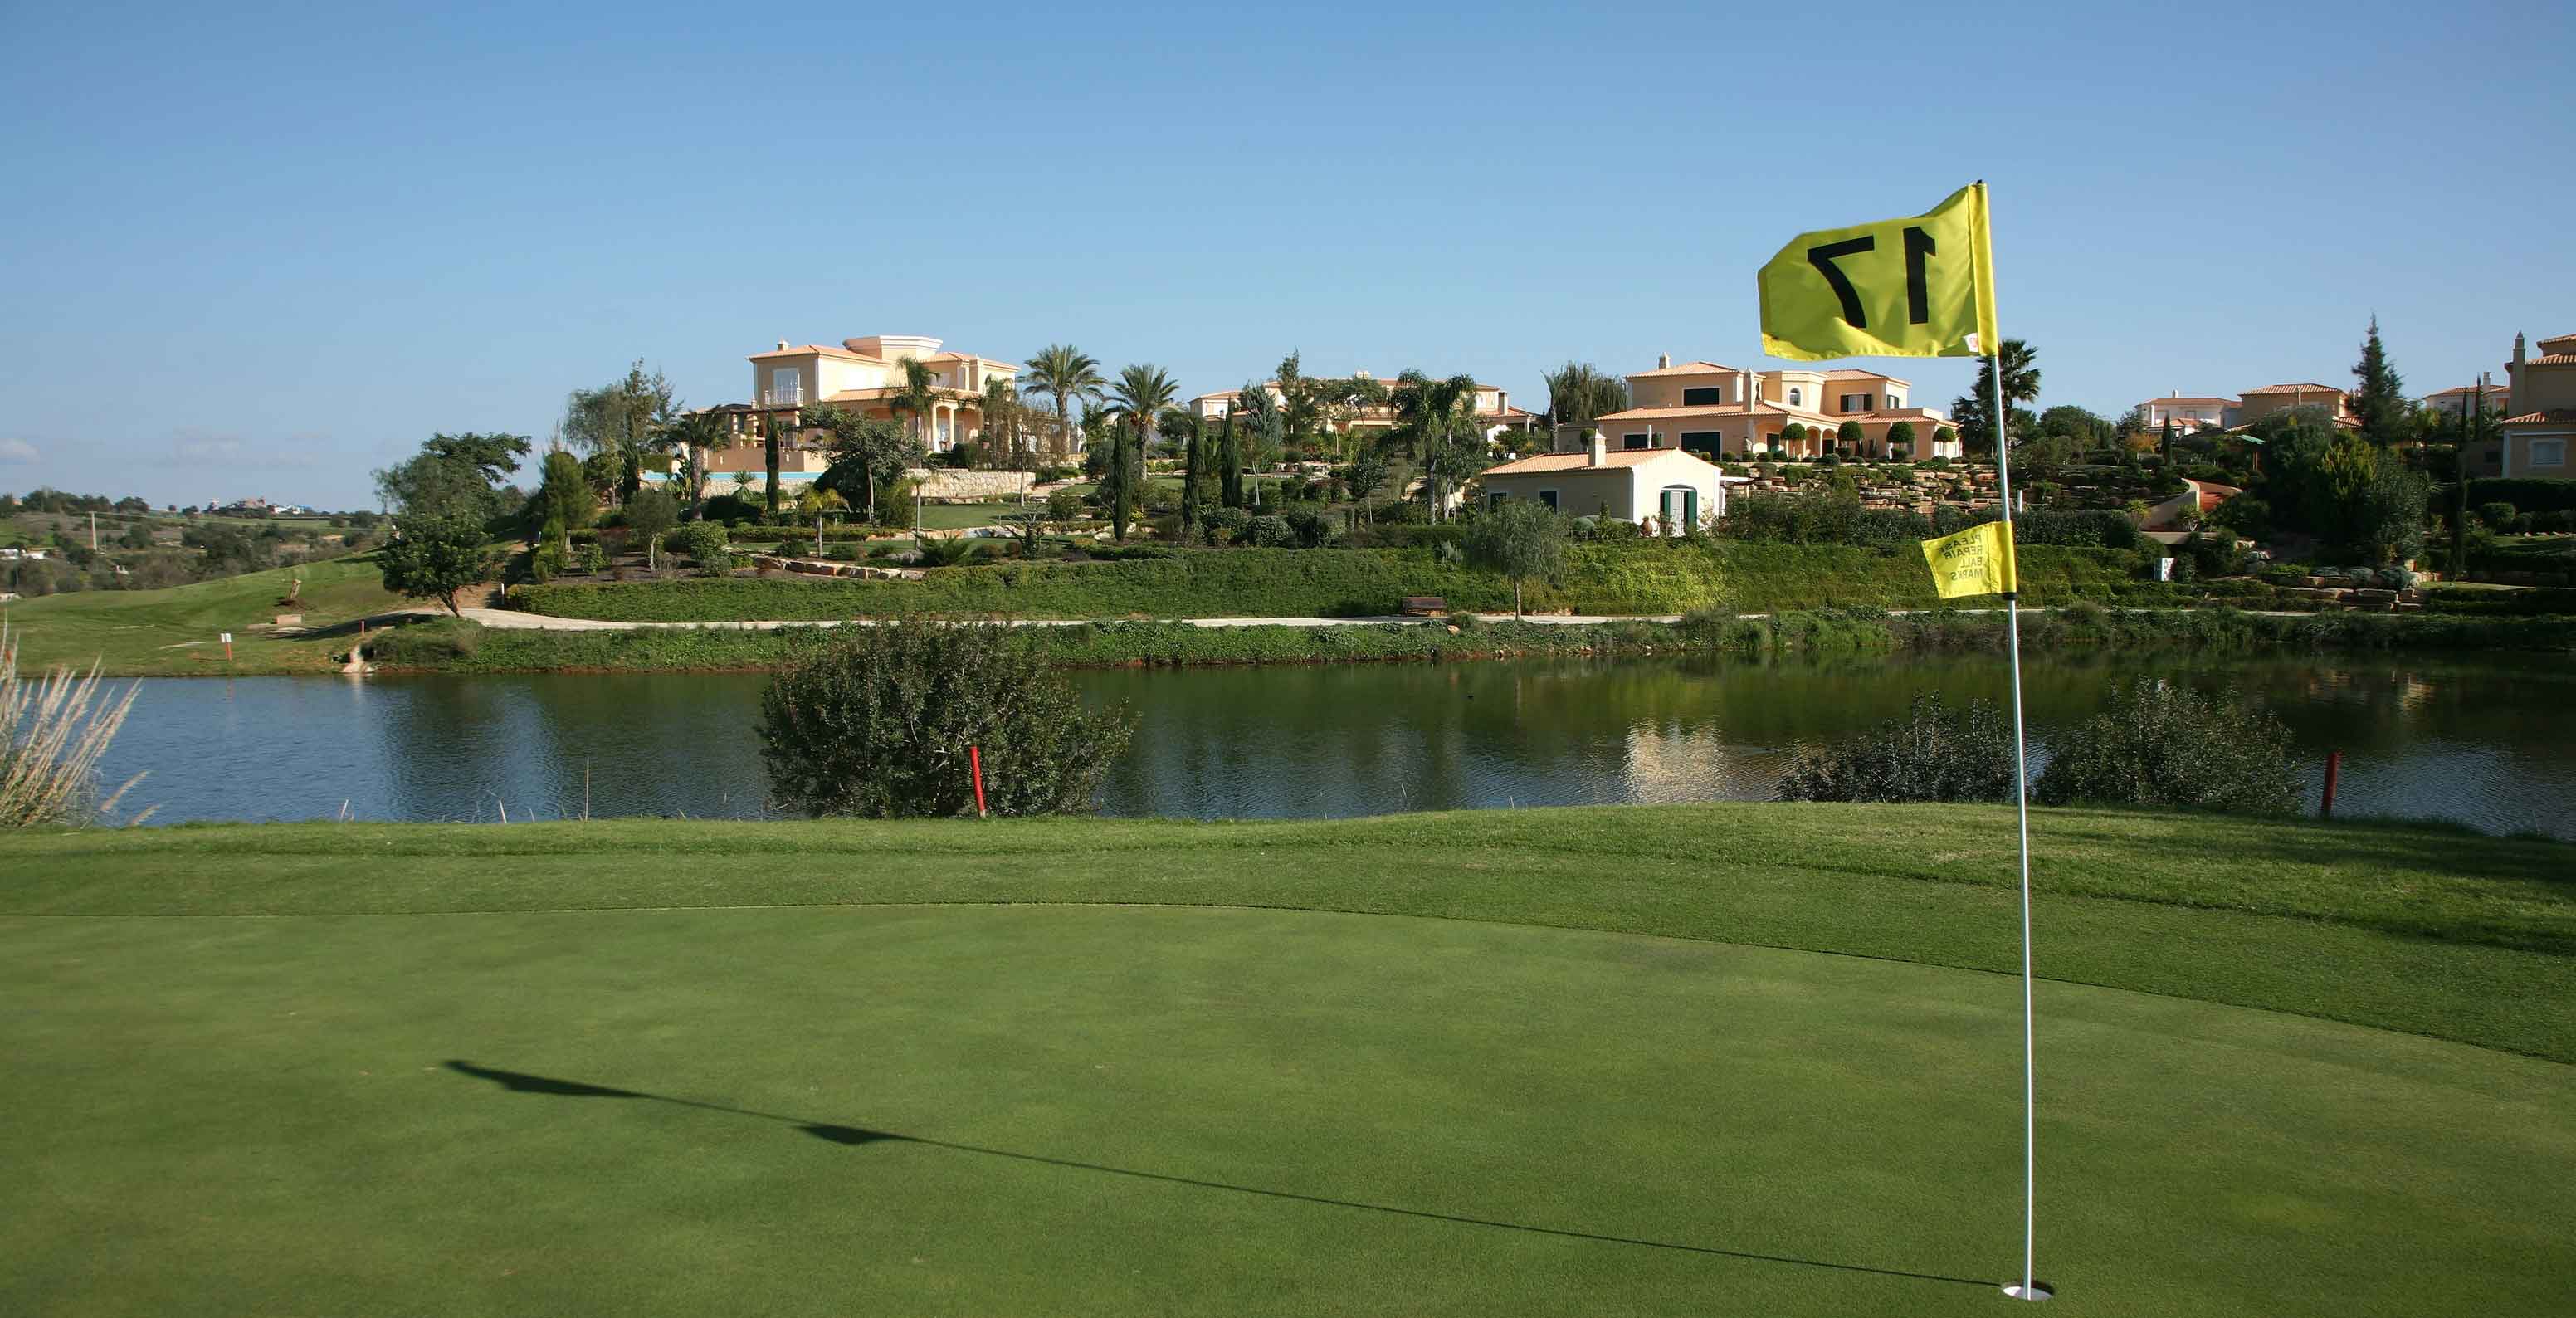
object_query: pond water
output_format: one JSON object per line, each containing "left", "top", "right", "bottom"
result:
{"left": 87, "top": 652, "right": 2576, "bottom": 838}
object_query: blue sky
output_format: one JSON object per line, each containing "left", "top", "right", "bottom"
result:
{"left": 2, "top": 1, "right": 2569, "bottom": 509}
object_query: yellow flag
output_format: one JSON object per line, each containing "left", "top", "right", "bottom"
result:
{"left": 1921, "top": 520, "right": 2018, "bottom": 599}
{"left": 1758, "top": 183, "right": 1999, "bottom": 361}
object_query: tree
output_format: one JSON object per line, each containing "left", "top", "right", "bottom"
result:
{"left": 1234, "top": 383, "right": 1283, "bottom": 505}
{"left": 624, "top": 489, "right": 677, "bottom": 567}
{"left": 1886, "top": 420, "right": 1918, "bottom": 456}
{"left": 1836, "top": 419, "right": 1865, "bottom": 456}
{"left": 1106, "top": 364, "right": 1178, "bottom": 540}
{"left": 764, "top": 414, "right": 785, "bottom": 520}
{"left": 1393, "top": 371, "right": 1484, "bottom": 521}
{"left": 807, "top": 408, "right": 917, "bottom": 526}
{"left": 2039, "top": 404, "right": 2113, "bottom": 454}
{"left": 660, "top": 412, "right": 729, "bottom": 509}
{"left": 1275, "top": 352, "right": 1323, "bottom": 447}
{"left": 1168, "top": 408, "right": 1205, "bottom": 533}
{"left": 979, "top": 376, "right": 1029, "bottom": 471}
{"left": 372, "top": 432, "right": 531, "bottom": 525}
{"left": 1339, "top": 448, "right": 1390, "bottom": 525}
{"left": 793, "top": 485, "right": 848, "bottom": 555}
{"left": 534, "top": 449, "right": 596, "bottom": 539}
{"left": 1950, "top": 339, "right": 2041, "bottom": 457}
{"left": 891, "top": 359, "right": 943, "bottom": 457}
{"left": 564, "top": 361, "right": 677, "bottom": 505}
{"left": 1464, "top": 497, "right": 1567, "bottom": 619}
{"left": 1541, "top": 362, "right": 1632, "bottom": 430}
{"left": 378, "top": 510, "right": 495, "bottom": 616}
{"left": 758, "top": 619, "right": 1134, "bottom": 818}
{"left": 2350, "top": 315, "right": 2417, "bottom": 447}
{"left": 1020, "top": 344, "right": 1104, "bottom": 465}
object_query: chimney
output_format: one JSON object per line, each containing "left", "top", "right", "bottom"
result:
{"left": 776, "top": 339, "right": 789, "bottom": 350}
{"left": 1588, "top": 431, "right": 1607, "bottom": 467}
{"left": 1657, "top": 353, "right": 1671, "bottom": 369}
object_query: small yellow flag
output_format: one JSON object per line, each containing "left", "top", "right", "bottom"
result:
{"left": 1758, "top": 183, "right": 2000, "bottom": 362}
{"left": 1921, "top": 520, "right": 2018, "bottom": 599}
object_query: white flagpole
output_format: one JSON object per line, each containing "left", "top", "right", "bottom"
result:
{"left": 1987, "top": 339, "right": 2047, "bottom": 1302}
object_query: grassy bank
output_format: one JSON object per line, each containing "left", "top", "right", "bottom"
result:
{"left": 5, "top": 805, "right": 2569, "bottom": 1316}
{"left": 355, "top": 605, "right": 2576, "bottom": 674}
{"left": 510, "top": 542, "right": 2154, "bottom": 622}
{"left": 2, "top": 554, "right": 411, "bottom": 676}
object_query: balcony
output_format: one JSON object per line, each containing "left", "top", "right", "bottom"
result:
{"left": 759, "top": 387, "right": 805, "bottom": 408}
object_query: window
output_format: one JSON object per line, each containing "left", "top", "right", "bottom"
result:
{"left": 1488, "top": 492, "right": 1507, "bottom": 510}
{"left": 1678, "top": 431, "right": 1725, "bottom": 457}
{"left": 1622, "top": 432, "right": 1651, "bottom": 450}
{"left": 1539, "top": 490, "right": 1559, "bottom": 510}
{"left": 2535, "top": 440, "right": 2569, "bottom": 468}
{"left": 1839, "top": 393, "right": 1868, "bottom": 412}
{"left": 1681, "top": 386, "right": 1725, "bottom": 406}
{"left": 1788, "top": 387, "right": 1803, "bottom": 406}
{"left": 1886, "top": 393, "right": 1903, "bottom": 409}
{"left": 768, "top": 368, "right": 800, "bottom": 405}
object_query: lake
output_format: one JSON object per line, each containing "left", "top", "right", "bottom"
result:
{"left": 92, "top": 652, "right": 2576, "bottom": 839}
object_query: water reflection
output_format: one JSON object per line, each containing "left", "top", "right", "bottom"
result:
{"left": 92, "top": 652, "right": 2576, "bottom": 839}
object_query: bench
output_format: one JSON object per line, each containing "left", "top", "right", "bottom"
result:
{"left": 1401, "top": 596, "right": 1448, "bottom": 617}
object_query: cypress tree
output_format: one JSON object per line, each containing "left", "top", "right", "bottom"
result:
{"left": 2351, "top": 315, "right": 2416, "bottom": 447}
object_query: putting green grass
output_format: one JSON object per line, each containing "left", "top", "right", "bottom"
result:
{"left": 2, "top": 806, "right": 2571, "bottom": 1315}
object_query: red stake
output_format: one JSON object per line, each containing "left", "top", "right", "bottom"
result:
{"left": 969, "top": 744, "right": 988, "bottom": 818}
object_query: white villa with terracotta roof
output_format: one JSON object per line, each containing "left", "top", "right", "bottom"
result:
{"left": 1560, "top": 355, "right": 1960, "bottom": 462}
{"left": 1476, "top": 432, "right": 1744, "bottom": 535}
{"left": 672, "top": 334, "right": 1029, "bottom": 488}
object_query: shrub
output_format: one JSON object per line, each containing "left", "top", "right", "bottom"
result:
{"left": 1775, "top": 692, "right": 2016, "bottom": 803}
{"left": 2032, "top": 678, "right": 2300, "bottom": 813}
{"left": 1284, "top": 506, "right": 1331, "bottom": 548}
{"left": 666, "top": 521, "right": 729, "bottom": 564}
{"left": 1046, "top": 488, "right": 1085, "bottom": 521}
{"left": 2478, "top": 500, "right": 2519, "bottom": 530}
{"left": 1243, "top": 515, "right": 1295, "bottom": 548}
{"left": 757, "top": 620, "right": 1134, "bottom": 818}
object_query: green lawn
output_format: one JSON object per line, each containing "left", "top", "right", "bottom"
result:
{"left": 2, "top": 805, "right": 2569, "bottom": 1316}
{"left": 4, "top": 554, "right": 411, "bottom": 676}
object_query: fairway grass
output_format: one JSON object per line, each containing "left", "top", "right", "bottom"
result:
{"left": 4, "top": 554, "right": 410, "bottom": 676}
{"left": 3, "top": 804, "right": 2571, "bottom": 1315}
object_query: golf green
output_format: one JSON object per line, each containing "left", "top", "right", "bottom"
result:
{"left": 4, "top": 903, "right": 2567, "bottom": 1316}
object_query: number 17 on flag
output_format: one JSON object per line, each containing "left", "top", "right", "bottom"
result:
{"left": 1757, "top": 182, "right": 1998, "bottom": 362}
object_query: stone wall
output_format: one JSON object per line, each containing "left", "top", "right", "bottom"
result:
{"left": 904, "top": 469, "right": 1032, "bottom": 502}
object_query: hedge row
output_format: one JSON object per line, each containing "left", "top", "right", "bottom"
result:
{"left": 510, "top": 543, "right": 2148, "bottom": 623}
{"left": 2460, "top": 478, "right": 2576, "bottom": 514}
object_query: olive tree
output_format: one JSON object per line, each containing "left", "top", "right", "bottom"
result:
{"left": 377, "top": 510, "right": 495, "bottom": 616}
{"left": 759, "top": 620, "right": 1134, "bottom": 818}
{"left": 1462, "top": 497, "right": 1567, "bottom": 620}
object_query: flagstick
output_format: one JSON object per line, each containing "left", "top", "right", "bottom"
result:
{"left": 1988, "top": 349, "right": 2049, "bottom": 1303}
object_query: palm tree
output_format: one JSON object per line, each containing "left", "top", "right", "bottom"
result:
{"left": 1105, "top": 364, "right": 1178, "bottom": 541}
{"left": 890, "top": 358, "right": 943, "bottom": 457}
{"left": 1392, "top": 372, "right": 1481, "bottom": 521}
{"left": 1951, "top": 339, "right": 2041, "bottom": 457}
{"left": 660, "top": 412, "right": 729, "bottom": 510}
{"left": 1234, "top": 383, "right": 1282, "bottom": 505}
{"left": 1542, "top": 362, "right": 1632, "bottom": 432}
{"left": 793, "top": 486, "right": 847, "bottom": 556}
{"left": 1021, "top": 344, "right": 1105, "bottom": 465}
{"left": 979, "top": 376, "right": 1024, "bottom": 471}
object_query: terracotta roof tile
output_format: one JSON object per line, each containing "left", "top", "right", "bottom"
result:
{"left": 2241, "top": 383, "right": 2344, "bottom": 394}
{"left": 1627, "top": 360, "right": 1740, "bottom": 378}
{"left": 2500, "top": 410, "right": 2576, "bottom": 426}
{"left": 1483, "top": 450, "right": 1710, "bottom": 475}
{"left": 2525, "top": 354, "right": 2576, "bottom": 366}
{"left": 2142, "top": 396, "right": 2237, "bottom": 407}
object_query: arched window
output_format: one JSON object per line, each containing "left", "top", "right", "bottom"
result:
{"left": 1788, "top": 387, "right": 1803, "bottom": 407}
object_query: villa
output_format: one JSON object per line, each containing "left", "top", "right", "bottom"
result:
{"left": 1563, "top": 355, "right": 1960, "bottom": 461}
{"left": 2235, "top": 383, "right": 2356, "bottom": 429}
{"left": 1190, "top": 373, "right": 1539, "bottom": 439}
{"left": 2486, "top": 331, "right": 2576, "bottom": 478}
{"left": 673, "top": 335, "right": 1029, "bottom": 488}
{"left": 2421, "top": 382, "right": 2510, "bottom": 420}
{"left": 1476, "top": 432, "right": 1742, "bottom": 535}
{"left": 2135, "top": 393, "right": 2241, "bottom": 432}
